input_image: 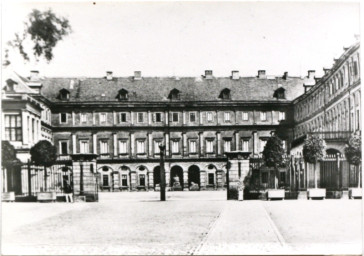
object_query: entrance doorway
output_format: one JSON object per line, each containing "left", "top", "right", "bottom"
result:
{"left": 153, "top": 166, "right": 161, "bottom": 188}
{"left": 170, "top": 166, "right": 183, "bottom": 188}
{"left": 188, "top": 165, "right": 200, "bottom": 190}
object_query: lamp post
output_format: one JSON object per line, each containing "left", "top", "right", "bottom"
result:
{"left": 159, "top": 144, "right": 166, "bottom": 201}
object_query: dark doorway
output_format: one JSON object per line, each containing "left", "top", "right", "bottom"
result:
{"left": 326, "top": 148, "right": 340, "bottom": 157}
{"left": 188, "top": 165, "right": 200, "bottom": 188}
{"left": 170, "top": 166, "right": 183, "bottom": 187}
{"left": 139, "top": 174, "right": 146, "bottom": 186}
{"left": 153, "top": 166, "right": 161, "bottom": 188}
{"left": 6, "top": 166, "right": 22, "bottom": 195}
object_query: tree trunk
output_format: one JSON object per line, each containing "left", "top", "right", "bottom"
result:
{"left": 358, "top": 164, "right": 361, "bottom": 189}
{"left": 44, "top": 165, "right": 47, "bottom": 192}
{"left": 314, "top": 162, "right": 318, "bottom": 189}
{"left": 275, "top": 168, "right": 278, "bottom": 189}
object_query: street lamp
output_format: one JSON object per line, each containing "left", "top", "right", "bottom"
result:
{"left": 159, "top": 144, "right": 166, "bottom": 201}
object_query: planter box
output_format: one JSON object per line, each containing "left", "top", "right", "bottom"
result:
{"left": 2, "top": 192, "right": 15, "bottom": 202}
{"left": 349, "top": 188, "right": 362, "bottom": 199}
{"left": 37, "top": 192, "right": 57, "bottom": 202}
{"left": 267, "top": 189, "right": 285, "bottom": 200}
{"left": 307, "top": 188, "right": 326, "bottom": 200}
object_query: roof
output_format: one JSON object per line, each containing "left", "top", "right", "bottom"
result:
{"left": 40, "top": 75, "right": 307, "bottom": 103}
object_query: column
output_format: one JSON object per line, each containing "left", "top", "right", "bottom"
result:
{"left": 148, "top": 111, "right": 152, "bottom": 125}
{"left": 165, "top": 165, "right": 170, "bottom": 187}
{"left": 235, "top": 132, "right": 239, "bottom": 151}
{"left": 113, "top": 133, "right": 117, "bottom": 157}
{"left": 28, "top": 116, "right": 32, "bottom": 144}
{"left": 200, "top": 170, "right": 206, "bottom": 190}
{"left": 148, "top": 171, "right": 154, "bottom": 190}
{"left": 199, "top": 132, "right": 204, "bottom": 157}
{"left": 21, "top": 110, "right": 29, "bottom": 145}
{"left": 200, "top": 111, "right": 203, "bottom": 125}
{"left": 183, "top": 111, "right": 186, "bottom": 125}
{"left": 183, "top": 171, "right": 188, "bottom": 190}
{"left": 252, "top": 131, "right": 258, "bottom": 155}
{"left": 130, "top": 111, "right": 134, "bottom": 125}
{"left": 93, "top": 133, "right": 97, "bottom": 154}
{"left": 216, "top": 132, "right": 221, "bottom": 156}
{"left": 130, "top": 171, "right": 137, "bottom": 191}
{"left": 165, "top": 133, "right": 170, "bottom": 156}
{"left": 148, "top": 133, "right": 153, "bottom": 157}
{"left": 72, "top": 111, "right": 75, "bottom": 126}
{"left": 92, "top": 111, "right": 96, "bottom": 125}
{"left": 130, "top": 133, "right": 135, "bottom": 157}
{"left": 113, "top": 111, "right": 117, "bottom": 125}
{"left": 182, "top": 133, "right": 187, "bottom": 156}
{"left": 37, "top": 120, "right": 41, "bottom": 141}
{"left": 72, "top": 134, "right": 77, "bottom": 154}
{"left": 165, "top": 111, "right": 169, "bottom": 125}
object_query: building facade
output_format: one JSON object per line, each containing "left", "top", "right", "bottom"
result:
{"left": 1, "top": 41, "right": 361, "bottom": 194}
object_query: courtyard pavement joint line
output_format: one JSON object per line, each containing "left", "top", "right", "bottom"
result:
{"left": 261, "top": 202, "right": 288, "bottom": 248}
{"left": 190, "top": 207, "right": 225, "bottom": 255}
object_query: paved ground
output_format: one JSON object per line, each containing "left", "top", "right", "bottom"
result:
{"left": 1, "top": 191, "right": 362, "bottom": 255}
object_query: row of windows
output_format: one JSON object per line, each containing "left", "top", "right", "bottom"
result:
{"left": 59, "top": 111, "right": 286, "bottom": 124}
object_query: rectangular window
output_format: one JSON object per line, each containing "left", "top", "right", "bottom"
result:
{"left": 207, "top": 112, "right": 213, "bottom": 122}
{"left": 224, "top": 112, "right": 230, "bottom": 122}
{"left": 208, "top": 173, "right": 214, "bottom": 185}
{"left": 100, "top": 140, "right": 109, "bottom": 154}
{"left": 242, "top": 112, "right": 248, "bottom": 121}
{"left": 260, "top": 112, "right": 267, "bottom": 121}
{"left": 137, "top": 140, "right": 145, "bottom": 154}
{"left": 189, "top": 140, "right": 197, "bottom": 154}
{"left": 223, "top": 139, "right": 231, "bottom": 152}
{"left": 103, "top": 175, "right": 109, "bottom": 187}
{"left": 81, "top": 113, "right": 87, "bottom": 123}
{"left": 189, "top": 112, "right": 196, "bottom": 122}
{"left": 206, "top": 140, "right": 214, "bottom": 153}
{"left": 4, "top": 115, "right": 22, "bottom": 141}
{"left": 60, "top": 141, "right": 68, "bottom": 155}
{"left": 80, "top": 140, "right": 89, "bottom": 153}
{"left": 171, "top": 140, "right": 179, "bottom": 154}
{"left": 242, "top": 140, "right": 249, "bottom": 152}
{"left": 154, "top": 141, "right": 161, "bottom": 154}
{"left": 119, "top": 140, "right": 127, "bottom": 154}
{"left": 120, "top": 113, "right": 127, "bottom": 123}
{"left": 137, "top": 112, "right": 144, "bottom": 123}
{"left": 60, "top": 113, "right": 67, "bottom": 123}
{"left": 155, "top": 113, "right": 162, "bottom": 122}
{"left": 357, "top": 109, "right": 360, "bottom": 130}
{"left": 354, "top": 61, "right": 358, "bottom": 76}
{"left": 279, "top": 111, "right": 286, "bottom": 121}
{"left": 122, "top": 175, "right": 128, "bottom": 186}
{"left": 139, "top": 174, "right": 145, "bottom": 186}
{"left": 100, "top": 113, "right": 107, "bottom": 123}
{"left": 172, "top": 112, "right": 179, "bottom": 122}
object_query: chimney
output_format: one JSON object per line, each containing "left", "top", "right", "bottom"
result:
{"left": 70, "top": 80, "right": 75, "bottom": 89}
{"left": 258, "top": 70, "right": 266, "bottom": 79}
{"left": 308, "top": 70, "right": 315, "bottom": 79}
{"left": 282, "top": 72, "right": 288, "bottom": 80}
{"left": 134, "top": 71, "right": 142, "bottom": 80}
{"left": 106, "top": 71, "right": 113, "bottom": 80}
{"left": 231, "top": 70, "right": 239, "bottom": 80}
{"left": 30, "top": 70, "right": 39, "bottom": 81}
{"left": 205, "top": 70, "right": 213, "bottom": 80}
{"left": 323, "top": 68, "right": 330, "bottom": 75}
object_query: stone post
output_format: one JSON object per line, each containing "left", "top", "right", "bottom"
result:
{"left": 225, "top": 151, "right": 251, "bottom": 200}
{"left": 183, "top": 171, "right": 189, "bottom": 190}
{"left": 200, "top": 170, "right": 206, "bottom": 190}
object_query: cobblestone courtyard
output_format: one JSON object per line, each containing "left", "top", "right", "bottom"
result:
{"left": 1, "top": 191, "right": 362, "bottom": 255}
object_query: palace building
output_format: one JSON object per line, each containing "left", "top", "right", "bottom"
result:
{"left": 1, "top": 40, "right": 361, "bottom": 194}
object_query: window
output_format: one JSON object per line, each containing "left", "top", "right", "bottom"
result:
{"left": 155, "top": 113, "right": 162, "bottom": 122}
{"left": 242, "top": 140, "right": 249, "bottom": 152}
{"left": 154, "top": 141, "right": 161, "bottom": 154}
{"left": 122, "top": 175, "right": 128, "bottom": 186}
{"left": 189, "top": 140, "right": 197, "bottom": 153}
{"left": 168, "top": 89, "right": 180, "bottom": 100}
{"left": 278, "top": 111, "right": 285, "bottom": 121}
{"left": 139, "top": 174, "right": 146, "bottom": 186}
{"left": 119, "top": 140, "right": 127, "bottom": 154}
{"left": 273, "top": 88, "right": 285, "bottom": 99}
{"left": 357, "top": 109, "right": 360, "bottom": 130}
{"left": 207, "top": 112, "right": 213, "bottom": 122}
{"left": 171, "top": 140, "right": 179, "bottom": 154}
{"left": 219, "top": 88, "right": 231, "bottom": 100}
{"left": 100, "top": 140, "right": 109, "bottom": 154}
{"left": 189, "top": 112, "right": 196, "bottom": 122}
{"left": 4, "top": 115, "right": 22, "bottom": 141}
{"left": 242, "top": 112, "right": 248, "bottom": 121}
{"left": 120, "top": 113, "right": 127, "bottom": 123}
{"left": 81, "top": 113, "right": 87, "bottom": 123}
{"left": 60, "top": 141, "right": 68, "bottom": 155}
{"left": 60, "top": 113, "right": 67, "bottom": 123}
{"left": 206, "top": 139, "right": 214, "bottom": 153}
{"left": 223, "top": 139, "right": 231, "bottom": 152}
{"left": 100, "top": 113, "right": 106, "bottom": 123}
{"left": 208, "top": 173, "right": 214, "bottom": 185}
{"left": 280, "top": 172, "right": 286, "bottom": 184}
{"left": 103, "top": 175, "right": 109, "bottom": 187}
{"left": 80, "top": 140, "right": 89, "bottom": 153}
{"left": 117, "top": 89, "right": 128, "bottom": 101}
{"left": 262, "top": 172, "right": 268, "bottom": 183}
{"left": 59, "top": 89, "right": 70, "bottom": 100}
{"left": 137, "top": 113, "right": 144, "bottom": 123}
{"left": 260, "top": 112, "right": 267, "bottom": 121}
{"left": 353, "top": 61, "right": 358, "bottom": 76}
{"left": 224, "top": 112, "right": 230, "bottom": 122}
{"left": 172, "top": 113, "right": 179, "bottom": 122}
{"left": 137, "top": 140, "right": 145, "bottom": 154}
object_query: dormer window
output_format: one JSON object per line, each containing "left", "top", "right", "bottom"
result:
{"left": 168, "top": 88, "right": 180, "bottom": 100}
{"left": 273, "top": 87, "right": 285, "bottom": 99}
{"left": 59, "top": 88, "right": 70, "bottom": 100}
{"left": 117, "top": 89, "right": 128, "bottom": 101}
{"left": 219, "top": 88, "right": 231, "bottom": 100}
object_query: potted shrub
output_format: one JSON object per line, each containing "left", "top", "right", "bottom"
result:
{"left": 262, "top": 135, "right": 286, "bottom": 200}
{"left": 30, "top": 140, "right": 57, "bottom": 202}
{"left": 303, "top": 135, "right": 326, "bottom": 199}
{"left": 345, "top": 133, "right": 362, "bottom": 199}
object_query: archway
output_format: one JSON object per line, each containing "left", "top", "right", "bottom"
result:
{"left": 98, "top": 166, "right": 113, "bottom": 191}
{"left": 153, "top": 166, "right": 161, "bottom": 188}
{"left": 188, "top": 165, "right": 200, "bottom": 189}
{"left": 170, "top": 165, "right": 183, "bottom": 190}
{"left": 136, "top": 165, "right": 148, "bottom": 188}
{"left": 326, "top": 148, "right": 341, "bottom": 157}
{"left": 60, "top": 166, "right": 73, "bottom": 192}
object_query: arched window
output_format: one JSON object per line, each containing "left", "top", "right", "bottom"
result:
{"left": 168, "top": 88, "right": 181, "bottom": 100}
{"left": 219, "top": 88, "right": 231, "bottom": 100}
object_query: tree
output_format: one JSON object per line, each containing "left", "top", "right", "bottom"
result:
{"left": 345, "top": 133, "right": 361, "bottom": 188}
{"left": 302, "top": 136, "right": 326, "bottom": 189}
{"left": 5, "top": 9, "right": 72, "bottom": 65}
{"left": 30, "top": 140, "right": 57, "bottom": 192}
{"left": 262, "top": 135, "right": 286, "bottom": 189}
{"left": 2, "top": 141, "right": 21, "bottom": 168}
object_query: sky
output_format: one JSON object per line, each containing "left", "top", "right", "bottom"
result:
{"left": 1, "top": 1, "right": 361, "bottom": 78}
